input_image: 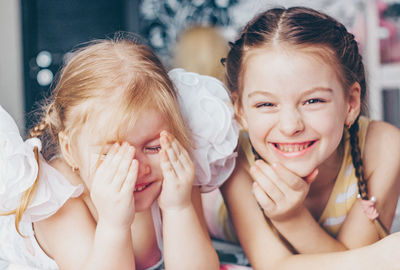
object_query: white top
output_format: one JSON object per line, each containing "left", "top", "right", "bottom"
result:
{"left": 0, "top": 69, "right": 239, "bottom": 269}
{"left": 0, "top": 106, "right": 84, "bottom": 269}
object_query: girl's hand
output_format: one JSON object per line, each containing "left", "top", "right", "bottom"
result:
{"left": 158, "top": 131, "right": 195, "bottom": 211}
{"left": 250, "top": 160, "right": 318, "bottom": 221}
{"left": 90, "top": 142, "right": 138, "bottom": 229}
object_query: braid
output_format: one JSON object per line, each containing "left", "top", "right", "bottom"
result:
{"left": 29, "top": 102, "right": 57, "bottom": 139}
{"left": 29, "top": 120, "right": 49, "bottom": 138}
{"left": 348, "top": 117, "right": 368, "bottom": 200}
{"left": 349, "top": 117, "right": 389, "bottom": 237}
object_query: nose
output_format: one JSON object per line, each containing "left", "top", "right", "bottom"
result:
{"left": 278, "top": 107, "right": 305, "bottom": 136}
{"left": 136, "top": 153, "right": 151, "bottom": 179}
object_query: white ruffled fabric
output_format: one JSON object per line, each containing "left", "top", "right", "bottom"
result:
{"left": 0, "top": 106, "right": 83, "bottom": 269}
{"left": 169, "top": 68, "right": 239, "bottom": 193}
{"left": 0, "top": 105, "right": 84, "bottom": 223}
{"left": 0, "top": 106, "right": 40, "bottom": 212}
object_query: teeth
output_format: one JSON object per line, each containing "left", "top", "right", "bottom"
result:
{"left": 276, "top": 143, "right": 310, "bottom": 152}
{"left": 134, "top": 184, "right": 148, "bottom": 192}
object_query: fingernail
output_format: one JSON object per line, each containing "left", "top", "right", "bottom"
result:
{"left": 252, "top": 181, "right": 258, "bottom": 190}
{"left": 161, "top": 130, "right": 168, "bottom": 137}
{"left": 160, "top": 136, "right": 167, "bottom": 144}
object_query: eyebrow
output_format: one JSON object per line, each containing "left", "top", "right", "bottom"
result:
{"left": 247, "top": 87, "right": 333, "bottom": 98}
{"left": 301, "top": 87, "right": 333, "bottom": 96}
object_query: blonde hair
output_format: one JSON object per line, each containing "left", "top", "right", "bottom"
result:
{"left": 6, "top": 34, "right": 192, "bottom": 235}
{"left": 173, "top": 26, "right": 228, "bottom": 81}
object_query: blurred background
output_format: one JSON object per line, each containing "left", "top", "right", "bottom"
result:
{"left": 1, "top": 0, "right": 400, "bottom": 134}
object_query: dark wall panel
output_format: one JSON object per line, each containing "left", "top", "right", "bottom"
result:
{"left": 21, "top": 0, "right": 140, "bottom": 129}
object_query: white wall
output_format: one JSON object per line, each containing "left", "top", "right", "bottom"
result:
{"left": 0, "top": 0, "right": 24, "bottom": 132}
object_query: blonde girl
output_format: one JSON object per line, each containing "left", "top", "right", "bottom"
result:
{"left": 221, "top": 6, "right": 400, "bottom": 269}
{"left": 0, "top": 35, "right": 238, "bottom": 270}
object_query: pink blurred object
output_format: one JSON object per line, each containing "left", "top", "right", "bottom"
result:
{"left": 378, "top": 0, "right": 400, "bottom": 63}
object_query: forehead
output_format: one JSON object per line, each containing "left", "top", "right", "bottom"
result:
{"left": 84, "top": 107, "right": 168, "bottom": 145}
{"left": 123, "top": 107, "right": 168, "bottom": 144}
{"left": 242, "top": 47, "right": 343, "bottom": 97}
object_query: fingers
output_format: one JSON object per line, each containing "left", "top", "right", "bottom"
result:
{"left": 112, "top": 143, "right": 136, "bottom": 191}
{"left": 120, "top": 159, "right": 138, "bottom": 193}
{"left": 252, "top": 181, "right": 275, "bottom": 213}
{"left": 250, "top": 160, "right": 312, "bottom": 202}
{"left": 160, "top": 131, "right": 193, "bottom": 182}
{"left": 160, "top": 146, "right": 178, "bottom": 180}
{"left": 250, "top": 161, "right": 284, "bottom": 203}
{"left": 270, "top": 162, "right": 309, "bottom": 190}
{"left": 94, "top": 142, "right": 137, "bottom": 191}
{"left": 304, "top": 168, "right": 319, "bottom": 184}
{"left": 93, "top": 142, "right": 121, "bottom": 184}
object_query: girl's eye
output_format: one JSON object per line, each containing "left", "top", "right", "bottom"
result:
{"left": 256, "top": 102, "right": 275, "bottom": 108}
{"left": 145, "top": 145, "right": 161, "bottom": 154}
{"left": 304, "top": 98, "right": 325, "bottom": 105}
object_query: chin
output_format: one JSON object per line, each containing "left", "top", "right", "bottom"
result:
{"left": 281, "top": 162, "right": 316, "bottom": 179}
{"left": 134, "top": 181, "right": 162, "bottom": 212}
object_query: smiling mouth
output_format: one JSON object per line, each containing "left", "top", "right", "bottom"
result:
{"left": 272, "top": 141, "right": 316, "bottom": 152}
{"left": 134, "top": 182, "right": 152, "bottom": 192}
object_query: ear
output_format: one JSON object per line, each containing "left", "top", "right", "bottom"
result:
{"left": 59, "top": 131, "right": 78, "bottom": 169}
{"left": 345, "top": 82, "right": 361, "bottom": 127}
{"left": 232, "top": 92, "right": 248, "bottom": 131}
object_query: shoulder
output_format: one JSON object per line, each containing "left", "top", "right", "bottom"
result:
{"left": 221, "top": 154, "right": 252, "bottom": 196}
{"left": 34, "top": 196, "right": 95, "bottom": 263}
{"left": 35, "top": 158, "right": 94, "bottom": 261}
{"left": 363, "top": 119, "right": 400, "bottom": 191}
{"left": 364, "top": 120, "right": 400, "bottom": 167}
{"left": 362, "top": 120, "right": 400, "bottom": 229}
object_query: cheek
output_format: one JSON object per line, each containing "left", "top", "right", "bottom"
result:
{"left": 78, "top": 153, "right": 100, "bottom": 189}
{"left": 246, "top": 113, "right": 275, "bottom": 141}
{"left": 308, "top": 110, "right": 345, "bottom": 148}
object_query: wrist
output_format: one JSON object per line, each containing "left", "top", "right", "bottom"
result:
{"left": 158, "top": 197, "right": 192, "bottom": 213}
{"left": 96, "top": 218, "right": 133, "bottom": 233}
{"left": 161, "top": 203, "right": 194, "bottom": 217}
{"left": 270, "top": 205, "right": 309, "bottom": 224}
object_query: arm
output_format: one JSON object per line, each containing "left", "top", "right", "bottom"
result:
{"left": 34, "top": 143, "right": 137, "bottom": 270}
{"left": 288, "top": 121, "right": 400, "bottom": 251}
{"left": 34, "top": 197, "right": 135, "bottom": 270}
{"left": 250, "top": 121, "right": 400, "bottom": 252}
{"left": 159, "top": 131, "right": 219, "bottom": 270}
{"left": 250, "top": 160, "right": 348, "bottom": 253}
{"left": 162, "top": 187, "right": 219, "bottom": 270}
{"left": 221, "top": 157, "right": 400, "bottom": 270}
{"left": 337, "top": 121, "right": 400, "bottom": 248}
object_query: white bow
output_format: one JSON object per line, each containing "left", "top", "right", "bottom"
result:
{"left": 169, "top": 69, "right": 239, "bottom": 192}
